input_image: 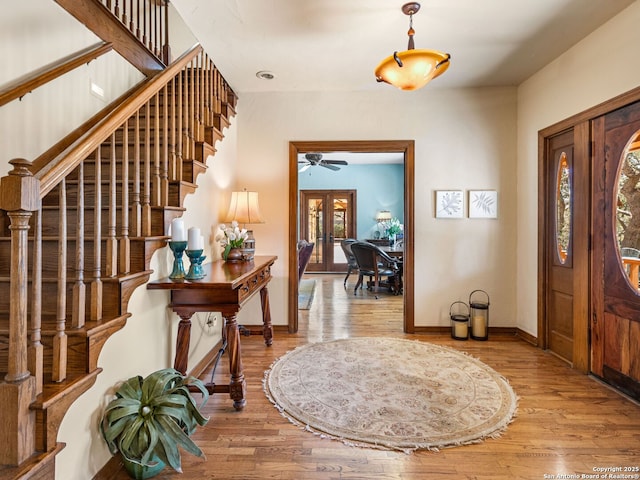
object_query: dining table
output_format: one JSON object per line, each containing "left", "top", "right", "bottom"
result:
{"left": 380, "top": 244, "right": 403, "bottom": 258}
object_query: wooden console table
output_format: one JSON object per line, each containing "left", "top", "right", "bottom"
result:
{"left": 147, "top": 255, "right": 277, "bottom": 410}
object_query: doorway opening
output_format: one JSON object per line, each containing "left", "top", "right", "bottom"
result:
{"left": 288, "top": 140, "right": 415, "bottom": 334}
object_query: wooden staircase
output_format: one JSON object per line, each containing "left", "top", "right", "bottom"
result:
{"left": 0, "top": 4, "right": 237, "bottom": 477}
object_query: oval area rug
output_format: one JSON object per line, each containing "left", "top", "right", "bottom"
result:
{"left": 264, "top": 337, "right": 517, "bottom": 452}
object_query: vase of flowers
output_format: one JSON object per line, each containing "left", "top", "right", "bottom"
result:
{"left": 215, "top": 221, "right": 249, "bottom": 262}
{"left": 382, "top": 217, "right": 403, "bottom": 245}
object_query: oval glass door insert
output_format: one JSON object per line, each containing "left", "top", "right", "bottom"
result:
{"left": 615, "top": 130, "right": 640, "bottom": 292}
{"left": 556, "top": 152, "right": 571, "bottom": 264}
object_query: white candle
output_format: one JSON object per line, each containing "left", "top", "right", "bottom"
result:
{"left": 188, "top": 227, "right": 202, "bottom": 250}
{"left": 171, "top": 218, "right": 186, "bottom": 241}
{"left": 453, "top": 321, "right": 468, "bottom": 338}
{"left": 472, "top": 315, "right": 487, "bottom": 337}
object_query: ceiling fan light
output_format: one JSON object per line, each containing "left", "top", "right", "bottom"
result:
{"left": 375, "top": 49, "right": 449, "bottom": 91}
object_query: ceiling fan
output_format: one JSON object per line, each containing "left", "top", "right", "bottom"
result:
{"left": 298, "top": 153, "right": 348, "bottom": 172}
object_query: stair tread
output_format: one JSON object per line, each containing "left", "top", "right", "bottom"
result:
{"left": 0, "top": 309, "right": 129, "bottom": 330}
{"left": 0, "top": 443, "right": 64, "bottom": 479}
{"left": 32, "top": 369, "right": 102, "bottom": 409}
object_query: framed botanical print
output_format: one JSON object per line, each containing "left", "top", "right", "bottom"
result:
{"left": 469, "top": 190, "right": 498, "bottom": 218}
{"left": 435, "top": 190, "right": 464, "bottom": 218}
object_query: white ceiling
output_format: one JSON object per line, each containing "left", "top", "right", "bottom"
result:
{"left": 171, "top": 0, "right": 635, "bottom": 94}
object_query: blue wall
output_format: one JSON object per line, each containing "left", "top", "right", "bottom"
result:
{"left": 299, "top": 163, "right": 404, "bottom": 239}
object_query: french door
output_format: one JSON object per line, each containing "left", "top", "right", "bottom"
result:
{"left": 540, "top": 122, "right": 590, "bottom": 372}
{"left": 540, "top": 87, "right": 640, "bottom": 401}
{"left": 592, "top": 100, "right": 640, "bottom": 400}
{"left": 300, "top": 190, "right": 356, "bottom": 272}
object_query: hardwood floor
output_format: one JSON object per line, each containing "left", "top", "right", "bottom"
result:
{"left": 110, "top": 274, "right": 640, "bottom": 480}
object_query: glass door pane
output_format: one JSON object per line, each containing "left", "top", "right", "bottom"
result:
{"left": 307, "top": 197, "right": 324, "bottom": 267}
{"left": 333, "top": 197, "right": 348, "bottom": 264}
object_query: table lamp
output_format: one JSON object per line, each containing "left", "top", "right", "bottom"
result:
{"left": 224, "top": 190, "right": 265, "bottom": 260}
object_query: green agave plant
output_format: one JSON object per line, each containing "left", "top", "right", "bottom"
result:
{"left": 100, "top": 368, "right": 210, "bottom": 476}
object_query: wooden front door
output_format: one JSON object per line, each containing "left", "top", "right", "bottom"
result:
{"left": 544, "top": 130, "right": 576, "bottom": 363}
{"left": 540, "top": 121, "right": 590, "bottom": 372}
{"left": 592, "top": 100, "right": 640, "bottom": 400}
{"left": 300, "top": 190, "right": 356, "bottom": 272}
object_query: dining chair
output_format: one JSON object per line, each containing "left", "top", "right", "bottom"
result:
{"left": 340, "top": 238, "right": 359, "bottom": 287}
{"left": 350, "top": 241, "right": 402, "bottom": 297}
{"left": 297, "top": 240, "right": 314, "bottom": 283}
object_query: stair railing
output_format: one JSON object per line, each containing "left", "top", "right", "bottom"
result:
{"left": 54, "top": 0, "right": 168, "bottom": 75}
{"left": 99, "top": 0, "right": 171, "bottom": 63}
{"left": 0, "top": 42, "right": 237, "bottom": 466}
{"left": 0, "top": 42, "right": 113, "bottom": 108}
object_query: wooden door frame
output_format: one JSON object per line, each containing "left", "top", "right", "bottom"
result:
{"left": 288, "top": 140, "right": 415, "bottom": 334}
{"left": 538, "top": 85, "right": 640, "bottom": 374}
{"left": 299, "top": 189, "right": 357, "bottom": 272}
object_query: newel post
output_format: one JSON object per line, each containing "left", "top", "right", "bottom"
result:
{"left": 0, "top": 158, "right": 40, "bottom": 465}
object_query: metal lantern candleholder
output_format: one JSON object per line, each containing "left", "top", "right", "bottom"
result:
{"left": 449, "top": 301, "right": 470, "bottom": 340}
{"left": 469, "top": 290, "right": 490, "bottom": 341}
{"left": 168, "top": 241, "right": 188, "bottom": 279}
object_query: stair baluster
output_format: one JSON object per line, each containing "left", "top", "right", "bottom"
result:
{"left": 177, "top": 70, "right": 184, "bottom": 180}
{"left": 105, "top": 134, "right": 118, "bottom": 277}
{"left": 120, "top": 121, "right": 131, "bottom": 275}
{"left": 142, "top": 97, "right": 152, "bottom": 237}
{"left": 72, "top": 162, "right": 86, "bottom": 328}
{"left": 29, "top": 209, "right": 44, "bottom": 395}
{"left": 91, "top": 146, "right": 103, "bottom": 322}
{"left": 131, "top": 113, "right": 142, "bottom": 237}
{"left": 52, "top": 179, "right": 68, "bottom": 383}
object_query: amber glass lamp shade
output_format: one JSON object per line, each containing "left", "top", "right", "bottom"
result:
{"left": 375, "top": 49, "right": 450, "bottom": 91}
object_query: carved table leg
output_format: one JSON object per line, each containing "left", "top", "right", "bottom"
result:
{"left": 174, "top": 311, "right": 193, "bottom": 374}
{"left": 260, "top": 286, "right": 273, "bottom": 346}
{"left": 223, "top": 311, "right": 246, "bottom": 410}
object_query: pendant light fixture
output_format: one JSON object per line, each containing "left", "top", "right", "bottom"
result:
{"left": 375, "top": 2, "right": 450, "bottom": 91}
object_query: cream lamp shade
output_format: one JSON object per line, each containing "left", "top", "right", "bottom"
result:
{"left": 223, "top": 191, "right": 265, "bottom": 225}
{"left": 376, "top": 210, "right": 392, "bottom": 222}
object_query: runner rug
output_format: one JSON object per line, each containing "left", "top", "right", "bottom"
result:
{"left": 264, "top": 337, "right": 517, "bottom": 452}
{"left": 297, "top": 278, "right": 316, "bottom": 310}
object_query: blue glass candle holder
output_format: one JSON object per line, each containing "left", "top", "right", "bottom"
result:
{"left": 185, "top": 249, "right": 206, "bottom": 280}
{"left": 168, "top": 241, "right": 188, "bottom": 279}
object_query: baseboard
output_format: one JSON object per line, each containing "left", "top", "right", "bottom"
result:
{"left": 412, "top": 326, "right": 450, "bottom": 334}
{"left": 188, "top": 338, "right": 224, "bottom": 379}
{"left": 92, "top": 454, "right": 122, "bottom": 480}
{"left": 413, "top": 326, "right": 521, "bottom": 337}
{"left": 515, "top": 328, "right": 538, "bottom": 346}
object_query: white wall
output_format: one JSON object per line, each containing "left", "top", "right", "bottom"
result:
{"left": 0, "top": 0, "right": 144, "bottom": 171}
{"left": 516, "top": 0, "right": 640, "bottom": 336}
{"left": 235, "top": 87, "right": 518, "bottom": 329}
